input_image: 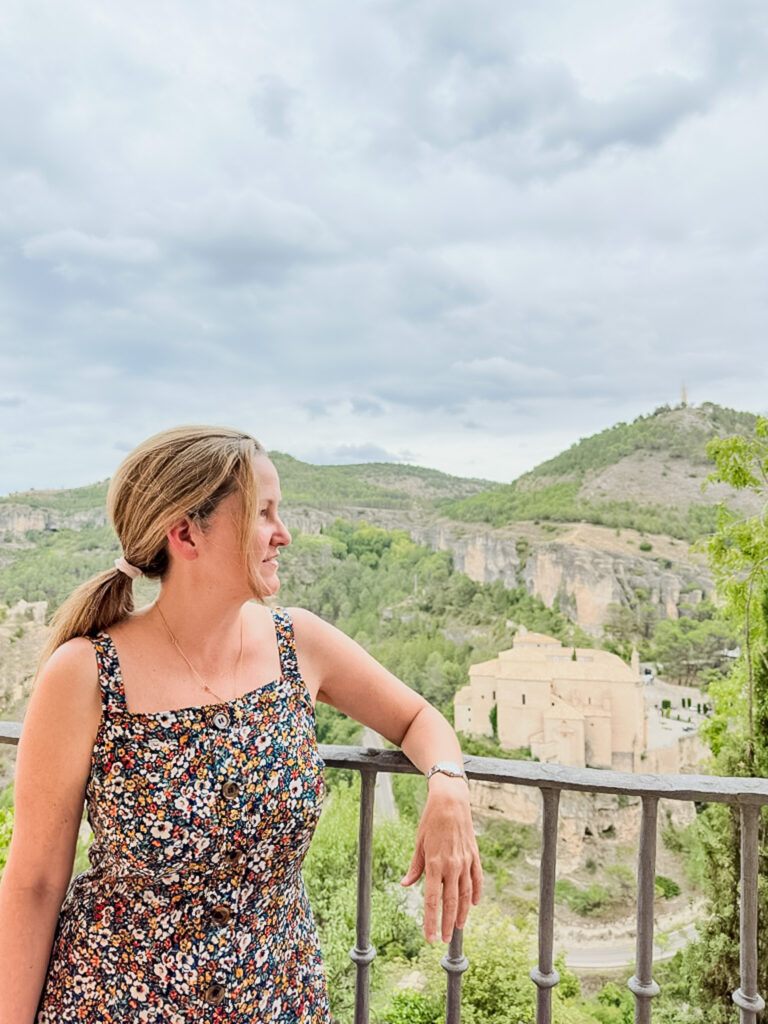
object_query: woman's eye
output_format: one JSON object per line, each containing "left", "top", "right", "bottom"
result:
{"left": 259, "top": 508, "right": 269, "bottom": 517}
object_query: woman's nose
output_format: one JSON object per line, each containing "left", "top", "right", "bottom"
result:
{"left": 276, "top": 519, "right": 291, "bottom": 546}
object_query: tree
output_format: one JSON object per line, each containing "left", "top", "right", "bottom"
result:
{"left": 681, "top": 418, "right": 768, "bottom": 1021}
{"left": 652, "top": 614, "right": 736, "bottom": 686}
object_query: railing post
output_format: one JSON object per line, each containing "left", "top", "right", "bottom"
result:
{"left": 530, "top": 787, "right": 560, "bottom": 1024}
{"left": 732, "top": 802, "right": 766, "bottom": 1023}
{"left": 442, "top": 926, "right": 468, "bottom": 1024}
{"left": 350, "top": 770, "right": 377, "bottom": 1024}
{"left": 628, "top": 795, "right": 660, "bottom": 1024}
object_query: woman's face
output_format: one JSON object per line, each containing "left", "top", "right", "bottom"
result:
{"left": 251, "top": 455, "right": 291, "bottom": 595}
{"left": 199, "top": 456, "right": 291, "bottom": 597}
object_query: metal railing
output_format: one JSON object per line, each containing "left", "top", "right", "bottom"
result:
{"left": 321, "top": 745, "right": 768, "bottom": 1024}
{"left": 2, "top": 723, "right": 767, "bottom": 1023}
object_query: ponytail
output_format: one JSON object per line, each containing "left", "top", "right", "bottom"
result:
{"left": 38, "top": 567, "right": 136, "bottom": 667}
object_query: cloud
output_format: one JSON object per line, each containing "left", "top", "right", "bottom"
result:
{"left": 23, "top": 230, "right": 159, "bottom": 266}
{"left": 250, "top": 76, "right": 301, "bottom": 139}
{"left": 351, "top": 398, "right": 385, "bottom": 416}
{"left": 0, "top": 0, "right": 767, "bottom": 495}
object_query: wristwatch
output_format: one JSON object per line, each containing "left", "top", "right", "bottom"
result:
{"left": 426, "top": 760, "right": 468, "bottom": 783}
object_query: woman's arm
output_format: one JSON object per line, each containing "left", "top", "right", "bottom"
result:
{"left": 290, "top": 608, "right": 482, "bottom": 943}
{"left": 0, "top": 639, "right": 102, "bottom": 1024}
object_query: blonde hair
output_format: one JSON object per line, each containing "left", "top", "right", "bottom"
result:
{"left": 40, "top": 425, "right": 267, "bottom": 664}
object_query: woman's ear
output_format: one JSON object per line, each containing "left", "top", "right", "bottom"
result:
{"left": 166, "top": 517, "right": 200, "bottom": 562}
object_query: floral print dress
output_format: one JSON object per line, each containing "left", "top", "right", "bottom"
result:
{"left": 37, "top": 608, "right": 330, "bottom": 1023}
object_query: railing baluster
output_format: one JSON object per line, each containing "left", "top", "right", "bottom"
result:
{"left": 530, "top": 787, "right": 560, "bottom": 1024}
{"left": 350, "top": 769, "right": 377, "bottom": 1024}
{"left": 628, "top": 795, "right": 660, "bottom": 1024}
{"left": 732, "top": 802, "right": 766, "bottom": 1023}
{"left": 442, "top": 926, "right": 468, "bottom": 1024}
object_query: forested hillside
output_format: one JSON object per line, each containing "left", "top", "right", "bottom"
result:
{"left": 442, "top": 403, "right": 761, "bottom": 539}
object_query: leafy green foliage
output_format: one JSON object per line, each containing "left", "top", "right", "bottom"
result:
{"left": 302, "top": 778, "right": 424, "bottom": 1022}
{"left": 554, "top": 879, "right": 612, "bottom": 917}
{"left": 385, "top": 989, "right": 442, "bottom": 1024}
{"left": 651, "top": 603, "right": 737, "bottom": 686}
{"left": 679, "top": 419, "right": 768, "bottom": 1021}
{"left": 0, "top": 524, "right": 120, "bottom": 608}
{"left": 654, "top": 874, "right": 681, "bottom": 899}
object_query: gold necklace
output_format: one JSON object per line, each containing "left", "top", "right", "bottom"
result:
{"left": 154, "top": 602, "right": 244, "bottom": 705}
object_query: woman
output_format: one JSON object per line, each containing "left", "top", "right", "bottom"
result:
{"left": 0, "top": 425, "right": 482, "bottom": 1024}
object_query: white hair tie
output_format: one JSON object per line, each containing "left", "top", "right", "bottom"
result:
{"left": 114, "top": 556, "right": 142, "bottom": 580}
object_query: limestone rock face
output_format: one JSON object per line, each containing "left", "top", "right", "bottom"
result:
{"left": 471, "top": 779, "right": 695, "bottom": 872}
{"left": 408, "top": 520, "right": 712, "bottom": 635}
{"left": 523, "top": 543, "right": 706, "bottom": 632}
{"left": 0, "top": 504, "right": 107, "bottom": 535}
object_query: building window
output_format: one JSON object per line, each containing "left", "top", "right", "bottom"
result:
{"left": 522, "top": 694, "right": 526, "bottom": 706}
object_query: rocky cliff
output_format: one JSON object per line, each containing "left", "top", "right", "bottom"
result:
{"left": 406, "top": 519, "right": 711, "bottom": 635}
{"left": 0, "top": 503, "right": 107, "bottom": 534}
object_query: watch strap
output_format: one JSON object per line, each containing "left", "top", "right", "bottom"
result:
{"left": 426, "top": 760, "right": 468, "bottom": 782}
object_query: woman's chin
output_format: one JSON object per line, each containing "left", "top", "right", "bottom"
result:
{"left": 259, "top": 571, "right": 281, "bottom": 596}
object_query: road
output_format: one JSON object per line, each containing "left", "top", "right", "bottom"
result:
{"left": 560, "top": 923, "right": 698, "bottom": 971}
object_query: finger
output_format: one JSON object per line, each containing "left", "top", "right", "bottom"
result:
{"left": 401, "top": 845, "right": 425, "bottom": 887}
{"left": 470, "top": 851, "right": 483, "bottom": 903}
{"left": 440, "top": 869, "right": 460, "bottom": 943}
{"left": 455, "top": 868, "right": 473, "bottom": 931}
{"left": 422, "top": 865, "right": 443, "bottom": 943}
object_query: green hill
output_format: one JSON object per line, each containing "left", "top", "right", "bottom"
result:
{"left": 0, "top": 481, "right": 109, "bottom": 513}
{"left": 0, "top": 457, "right": 494, "bottom": 520}
{"left": 270, "top": 453, "right": 495, "bottom": 508}
{"left": 440, "top": 403, "right": 761, "bottom": 540}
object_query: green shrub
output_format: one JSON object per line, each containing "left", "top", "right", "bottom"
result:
{"left": 655, "top": 875, "right": 681, "bottom": 899}
{"left": 554, "top": 879, "right": 612, "bottom": 916}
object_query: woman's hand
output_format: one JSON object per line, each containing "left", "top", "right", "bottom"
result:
{"left": 400, "top": 774, "right": 483, "bottom": 943}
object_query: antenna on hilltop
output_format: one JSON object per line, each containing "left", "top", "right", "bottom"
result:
{"left": 681, "top": 383, "right": 688, "bottom": 408}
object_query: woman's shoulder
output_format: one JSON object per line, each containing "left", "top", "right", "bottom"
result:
{"left": 278, "top": 606, "right": 329, "bottom": 636}
{"left": 24, "top": 637, "right": 102, "bottom": 756}
{"left": 43, "top": 634, "right": 99, "bottom": 678}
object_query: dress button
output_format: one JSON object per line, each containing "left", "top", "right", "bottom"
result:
{"left": 212, "top": 710, "right": 229, "bottom": 730}
{"left": 210, "top": 905, "right": 232, "bottom": 926}
{"left": 203, "top": 982, "right": 226, "bottom": 1006}
{"left": 222, "top": 848, "right": 243, "bottom": 866}
{"left": 221, "top": 781, "right": 240, "bottom": 801}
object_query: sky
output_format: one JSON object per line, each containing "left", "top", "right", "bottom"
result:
{"left": 1, "top": 0, "right": 768, "bottom": 494}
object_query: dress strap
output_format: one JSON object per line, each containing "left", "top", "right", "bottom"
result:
{"left": 271, "top": 607, "right": 303, "bottom": 686}
{"left": 89, "top": 632, "right": 128, "bottom": 713}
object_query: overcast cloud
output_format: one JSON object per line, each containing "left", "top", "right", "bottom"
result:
{"left": 1, "top": 0, "right": 767, "bottom": 493}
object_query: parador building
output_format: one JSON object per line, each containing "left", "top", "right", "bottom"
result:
{"left": 454, "top": 629, "right": 647, "bottom": 772}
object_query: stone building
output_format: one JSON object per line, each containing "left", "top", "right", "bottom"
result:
{"left": 454, "top": 628, "right": 646, "bottom": 772}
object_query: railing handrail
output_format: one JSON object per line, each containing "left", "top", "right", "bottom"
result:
{"left": 321, "top": 742, "right": 768, "bottom": 805}
{"left": 4, "top": 721, "right": 768, "bottom": 803}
